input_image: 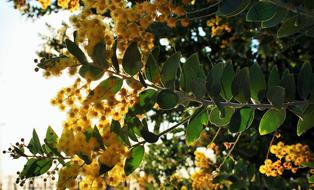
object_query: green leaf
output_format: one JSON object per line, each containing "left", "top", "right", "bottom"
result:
{"left": 309, "top": 175, "right": 314, "bottom": 183}
{"left": 259, "top": 109, "right": 286, "bottom": 135}
{"left": 229, "top": 107, "right": 255, "bottom": 133}
{"left": 78, "top": 152, "right": 92, "bottom": 165}
{"left": 161, "top": 52, "right": 181, "bottom": 89}
{"left": 152, "top": 46, "right": 160, "bottom": 58}
{"left": 220, "top": 62, "right": 235, "bottom": 101}
{"left": 65, "top": 39, "right": 88, "bottom": 65}
{"left": 249, "top": 63, "right": 266, "bottom": 102}
{"left": 207, "top": 62, "right": 224, "bottom": 97}
{"left": 157, "top": 89, "right": 178, "bottom": 110}
{"left": 122, "top": 42, "right": 142, "bottom": 76}
{"left": 289, "top": 104, "right": 308, "bottom": 120}
{"left": 92, "top": 40, "right": 109, "bottom": 69}
{"left": 93, "top": 126, "right": 104, "bottom": 149}
{"left": 87, "top": 76, "right": 123, "bottom": 102}
{"left": 301, "top": 162, "right": 314, "bottom": 168}
{"left": 140, "top": 129, "right": 159, "bottom": 143}
{"left": 110, "top": 120, "right": 131, "bottom": 146}
{"left": 45, "top": 126, "right": 58, "bottom": 147}
{"left": 131, "top": 89, "right": 157, "bottom": 114}
{"left": 266, "top": 86, "right": 285, "bottom": 108}
{"left": 79, "top": 65, "right": 104, "bottom": 81}
{"left": 268, "top": 65, "right": 280, "bottom": 89}
{"left": 145, "top": 53, "right": 160, "bottom": 83}
{"left": 124, "top": 145, "right": 145, "bottom": 175}
{"left": 297, "top": 105, "right": 314, "bottom": 136}
{"left": 180, "top": 53, "right": 206, "bottom": 92}
{"left": 231, "top": 67, "right": 250, "bottom": 103}
{"left": 246, "top": 2, "right": 278, "bottom": 22}
{"left": 297, "top": 62, "right": 312, "bottom": 99}
{"left": 217, "top": 0, "right": 251, "bottom": 17}
{"left": 99, "top": 163, "right": 113, "bottom": 175}
{"left": 20, "top": 158, "right": 52, "bottom": 179}
{"left": 138, "top": 72, "right": 147, "bottom": 88}
{"left": 277, "top": 16, "right": 300, "bottom": 38}
{"left": 261, "top": 8, "right": 288, "bottom": 28}
{"left": 281, "top": 69, "right": 296, "bottom": 101}
{"left": 44, "top": 127, "right": 63, "bottom": 158}
{"left": 27, "top": 129, "right": 43, "bottom": 155}
{"left": 186, "top": 108, "right": 208, "bottom": 145}
{"left": 191, "top": 77, "right": 207, "bottom": 99}
{"left": 209, "top": 106, "right": 234, "bottom": 127}
{"left": 111, "top": 39, "right": 120, "bottom": 73}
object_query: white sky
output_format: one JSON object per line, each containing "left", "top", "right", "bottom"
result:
{"left": 0, "top": 1, "right": 74, "bottom": 177}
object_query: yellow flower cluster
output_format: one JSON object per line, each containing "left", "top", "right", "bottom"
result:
{"left": 57, "top": 0, "right": 80, "bottom": 11}
{"left": 207, "top": 16, "right": 232, "bottom": 37}
{"left": 191, "top": 148, "right": 221, "bottom": 190}
{"left": 191, "top": 170, "right": 222, "bottom": 190}
{"left": 41, "top": 57, "right": 78, "bottom": 77}
{"left": 37, "top": 0, "right": 51, "bottom": 9}
{"left": 48, "top": 75, "right": 141, "bottom": 188}
{"left": 13, "top": 0, "right": 26, "bottom": 9}
{"left": 195, "top": 151, "right": 213, "bottom": 169}
{"left": 259, "top": 142, "right": 312, "bottom": 177}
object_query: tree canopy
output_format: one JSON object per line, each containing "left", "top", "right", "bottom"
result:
{"left": 3, "top": 0, "right": 314, "bottom": 189}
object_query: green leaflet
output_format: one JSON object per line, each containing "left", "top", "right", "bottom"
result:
{"left": 249, "top": 63, "right": 266, "bottom": 102}
{"left": 246, "top": 2, "right": 278, "bottom": 22}
{"left": 231, "top": 67, "right": 250, "bottom": 103}
{"left": 27, "top": 129, "right": 44, "bottom": 155}
{"left": 86, "top": 76, "right": 123, "bottom": 102}
{"left": 259, "top": 109, "right": 286, "bottom": 135}
{"left": 297, "top": 62, "right": 312, "bottom": 99}
{"left": 229, "top": 107, "right": 255, "bottom": 133}
{"left": 209, "top": 106, "right": 234, "bottom": 127}
{"left": 266, "top": 86, "right": 285, "bottom": 108}
{"left": 217, "top": 0, "right": 251, "bottom": 17}
{"left": 186, "top": 108, "right": 208, "bottom": 145}
{"left": 297, "top": 105, "right": 314, "bottom": 136}
{"left": 180, "top": 53, "right": 206, "bottom": 95}
{"left": 124, "top": 145, "right": 145, "bottom": 175}
{"left": 157, "top": 89, "right": 178, "bottom": 110}
{"left": 122, "top": 42, "right": 142, "bottom": 76}
{"left": 161, "top": 52, "right": 181, "bottom": 89}
{"left": 145, "top": 53, "right": 160, "bottom": 83}
{"left": 91, "top": 40, "right": 109, "bottom": 69}
{"left": 65, "top": 39, "right": 88, "bottom": 65}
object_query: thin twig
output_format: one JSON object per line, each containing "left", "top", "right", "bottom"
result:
{"left": 186, "top": 1, "right": 221, "bottom": 15}
{"left": 131, "top": 116, "right": 191, "bottom": 148}
{"left": 217, "top": 133, "right": 242, "bottom": 171}
{"left": 266, "top": 134, "right": 276, "bottom": 159}
{"left": 209, "top": 127, "right": 221, "bottom": 146}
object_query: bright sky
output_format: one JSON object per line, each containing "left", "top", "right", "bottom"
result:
{"left": 0, "top": 1, "right": 74, "bottom": 177}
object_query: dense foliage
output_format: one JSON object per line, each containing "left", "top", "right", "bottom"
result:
{"left": 3, "top": 0, "right": 314, "bottom": 189}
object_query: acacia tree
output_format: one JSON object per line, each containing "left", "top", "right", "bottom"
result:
{"left": 3, "top": 0, "right": 314, "bottom": 189}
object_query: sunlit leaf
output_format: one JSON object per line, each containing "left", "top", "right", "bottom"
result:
{"left": 229, "top": 107, "right": 255, "bottom": 133}
{"left": 209, "top": 106, "right": 234, "bottom": 127}
{"left": 259, "top": 109, "right": 286, "bottom": 135}
{"left": 297, "top": 105, "right": 314, "bottom": 136}
{"left": 27, "top": 129, "right": 43, "bottom": 155}
{"left": 186, "top": 108, "right": 208, "bottom": 145}
{"left": 124, "top": 145, "right": 145, "bottom": 175}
